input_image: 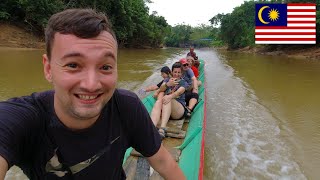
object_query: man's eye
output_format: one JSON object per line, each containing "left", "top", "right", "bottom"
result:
{"left": 101, "top": 65, "right": 111, "bottom": 71}
{"left": 66, "top": 63, "right": 77, "bottom": 68}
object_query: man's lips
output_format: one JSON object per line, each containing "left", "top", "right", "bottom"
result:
{"left": 74, "top": 94, "right": 102, "bottom": 103}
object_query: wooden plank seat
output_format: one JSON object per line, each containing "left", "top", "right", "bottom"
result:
{"left": 166, "top": 118, "right": 185, "bottom": 129}
{"left": 123, "top": 156, "right": 138, "bottom": 180}
{"left": 156, "top": 118, "right": 186, "bottom": 139}
{"left": 127, "top": 147, "right": 181, "bottom": 180}
{"left": 125, "top": 118, "right": 186, "bottom": 179}
{"left": 149, "top": 170, "right": 163, "bottom": 180}
{"left": 130, "top": 148, "right": 181, "bottom": 162}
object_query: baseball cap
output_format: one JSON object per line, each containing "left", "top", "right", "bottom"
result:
{"left": 179, "top": 58, "right": 187, "bottom": 64}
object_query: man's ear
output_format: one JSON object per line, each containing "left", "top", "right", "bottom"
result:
{"left": 43, "top": 54, "right": 52, "bottom": 83}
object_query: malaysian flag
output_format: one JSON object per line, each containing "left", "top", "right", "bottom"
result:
{"left": 255, "top": 3, "right": 316, "bottom": 44}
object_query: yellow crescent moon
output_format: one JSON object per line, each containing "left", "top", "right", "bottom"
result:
{"left": 258, "top": 6, "right": 269, "bottom": 24}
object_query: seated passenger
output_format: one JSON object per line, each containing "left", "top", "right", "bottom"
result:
{"left": 151, "top": 62, "right": 188, "bottom": 139}
{"left": 186, "top": 56, "right": 202, "bottom": 86}
{"left": 138, "top": 66, "right": 171, "bottom": 98}
{"left": 187, "top": 47, "right": 198, "bottom": 60}
{"left": 186, "top": 55, "right": 199, "bottom": 78}
{"left": 194, "top": 60, "right": 200, "bottom": 69}
{"left": 179, "top": 58, "right": 199, "bottom": 117}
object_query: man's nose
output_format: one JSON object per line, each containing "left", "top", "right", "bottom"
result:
{"left": 80, "top": 70, "right": 102, "bottom": 92}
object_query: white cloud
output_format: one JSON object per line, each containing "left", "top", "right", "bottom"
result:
{"left": 147, "top": 0, "right": 246, "bottom": 26}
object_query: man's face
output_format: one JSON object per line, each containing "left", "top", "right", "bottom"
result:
{"left": 43, "top": 31, "right": 118, "bottom": 125}
{"left": 182, "top": 63, "right": 189, "bottom": 71}
{"left": 172, "top": 68, "right": 182, "bottom": 79}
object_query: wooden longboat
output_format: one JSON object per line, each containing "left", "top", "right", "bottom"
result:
{"left": 122, "top": 60, "right": 206, "bottom": 180}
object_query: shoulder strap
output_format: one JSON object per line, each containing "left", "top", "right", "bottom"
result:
{"left": 113, "top": 89, "right": 128, "bottom": 136}
{"left": 113, "top": 89, "right": 121, "bottom": 115}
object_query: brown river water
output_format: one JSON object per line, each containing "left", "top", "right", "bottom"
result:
{"left": 0, "top": 47, "right": 319, "bottom": 179}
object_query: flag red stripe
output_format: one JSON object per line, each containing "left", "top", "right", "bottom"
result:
{"left": 255, "top": 26, "right": 315, "bottom": 29}
{"left": 255, "top": 38, "right": 316, "bottom": 41}
{"left": 287, "top": 9, "right": 316, "bottom": 12}
{"left": 255, "top": 32, "right": 316, "bottom": 35}
{"left": 288, "top": 3, "right": 316, "bottom": 6}
{"left": 287, "top": 15, "right": 316, "bottom": 18}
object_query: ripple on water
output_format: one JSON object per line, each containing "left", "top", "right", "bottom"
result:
{"left": 203, "top": 50, "right": 306, "bottom": 179}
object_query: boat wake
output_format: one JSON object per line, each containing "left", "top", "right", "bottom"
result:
{"left": 201, "top": 49, "right": 306, "bottom": 179}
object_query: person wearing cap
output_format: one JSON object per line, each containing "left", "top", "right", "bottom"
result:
{"left": 179, "top": 58, "right": 199, "bottom": 117}
{"left": 187, "top": 47, "right": 198, "bottom": 60}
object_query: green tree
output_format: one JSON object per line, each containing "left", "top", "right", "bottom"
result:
{"left": 165, "top": 24, "right": 192, "bottom": 47}
{"left": 0, "top": 0, "right": 170, "bottom": 48}
{"left": 210, "top": 1, "right": 255, "bottom": 49}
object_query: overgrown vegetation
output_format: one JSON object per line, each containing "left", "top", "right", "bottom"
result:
{"left": 1, "top": 0, "right": 318, "bottom": 49}
{"left": 0, "top": 0, "right": 170, "bottom": 48}
{"left": 0, "top": 0, "right": 218, "bottom": 48}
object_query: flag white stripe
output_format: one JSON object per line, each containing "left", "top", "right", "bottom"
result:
{"left": 287, "top": 23, "right": 315, "bottom": 27}
{"left": 255, "top": 41, "right": 316, "bottom": 44}
{"left": 287, "top": 12, "right": 316, "bottom": 15}
{"left": 287, "top": 18, "right": 316, "bottom": 21}
{"left": 255, "top": 35, "right": 315, "bottom": 38}
{"left": 255, "top": 29, "right": 316, "bottom": 32}
{"left": 287, "top": 6, "right": 316, "bottom": 10}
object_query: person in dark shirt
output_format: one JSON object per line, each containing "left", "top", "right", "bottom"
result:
{"left": 138, "top": 66, "right": 171, "bottom": 98}
{"left": 0, "top": 8, "right": 185, "bottom": 180}
{"left": 138, "top": 66, "right": 173, "bottom": 127}
{"left": 186, "top": 47, "right": 198, "bottom": 60}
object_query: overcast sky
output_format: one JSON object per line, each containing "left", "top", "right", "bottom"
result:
{"left": 147, "top": 0, "right": 246, "bottom": 27}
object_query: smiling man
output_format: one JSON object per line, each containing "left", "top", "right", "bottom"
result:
{"left": 0, "top": 9, "right": 185, "bottom": 180}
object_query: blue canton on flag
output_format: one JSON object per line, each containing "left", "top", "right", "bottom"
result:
{"left": 255, "top": 4, "right": 287, "bottom": 26}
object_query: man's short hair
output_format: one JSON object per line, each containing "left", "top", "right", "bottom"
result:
{"left": 45, "top": 8, "right": 117, "bottom": 59}
{"left": 172, "top": 62, "right": 182, "bottom": 71}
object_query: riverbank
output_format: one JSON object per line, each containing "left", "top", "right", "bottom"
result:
{"left": 216, "top": 45, "right": 320, "bottom": 60}
{"left": 0, "top": 23, "right": 44, "bottom": 49}
{"left": 1, "top": 24, "right": 319, "bottom": 60}
{"left": 0, "top": 23, "right": 158, "bottom": 49}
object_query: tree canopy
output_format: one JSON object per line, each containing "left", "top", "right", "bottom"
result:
{"left": 0, "top": 0, "right": 170, "bottom": 48}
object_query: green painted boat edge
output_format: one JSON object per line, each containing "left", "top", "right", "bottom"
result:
{"left": 179, "top": 59, "right": 205, "bottom": 180}
{"left": 122, "top": 60, "right": 206, "bottom": 180}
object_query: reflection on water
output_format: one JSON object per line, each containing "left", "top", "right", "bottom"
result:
{"left": 0, "top": 48, "right": 49, "bottom": 100}
{"left": 0, "top": 48, "right": 184, "bottom": 101}
{"left": 1, "top": 47, "right": 320, "bottom": 179}
{"left": 117, "top": 48, "right": 184, "bottom": 90}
